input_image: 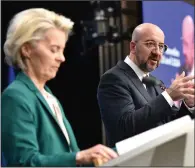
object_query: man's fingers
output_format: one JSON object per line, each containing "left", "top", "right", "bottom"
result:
{"left": 183, "top": 94, "right": 195, "bottom": 101}
{"left": 176, "top": 71, "right": 185, "bottom": 79}
{"left": 182, "top": 75, "right": 195, "bottom": 83}
{"left": 184, "top": 88, "right": 195, "bottom": 94}
{"left": 182, "top": 81, "right": 195, "bottom": 88}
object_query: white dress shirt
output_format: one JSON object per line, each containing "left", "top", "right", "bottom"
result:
{"left": 124, "top": 56, "right": 178, "bottom": 108}
{"left": 124, "top": 56, "right": 194, "bottom": 112}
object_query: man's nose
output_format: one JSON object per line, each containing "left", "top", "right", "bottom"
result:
{"left": 152, "top": 47, "right": 162, "bottom": 56}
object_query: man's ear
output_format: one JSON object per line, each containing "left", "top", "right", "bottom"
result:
{"left": 130, "top": 41, "right": 136, "bottom": 54}
{"left": 21, "top": 43, "right": 32, "bottom": 58}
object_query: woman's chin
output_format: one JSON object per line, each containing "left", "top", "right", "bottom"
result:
{"left": 46, "top": 72, "right": 57, "bottom": 81}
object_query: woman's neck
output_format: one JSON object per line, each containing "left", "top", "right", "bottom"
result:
{"left": 24, "top": 70, "right": 46, "bottom": 93}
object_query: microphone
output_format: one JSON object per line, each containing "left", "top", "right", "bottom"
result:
{"left": 142, "top": 76, "right": 166, "bottom": 90}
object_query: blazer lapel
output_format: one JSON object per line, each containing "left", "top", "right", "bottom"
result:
{"left": 36, "top": 89, "right": 74, "bottom": 147}
{"left": 117, "top": 61, "right": 152, "bottom": 102}
{"left": 35, "top": 92, "right": 58, "bottom": 123}
{"left": 16, "top": 72, "right": 70, "bottom": 143}
{"left": 63, "top": 118, "right": 79, "bottom": 151}
{"left": 57, "top": 102, "right": 79, "bottom": 152}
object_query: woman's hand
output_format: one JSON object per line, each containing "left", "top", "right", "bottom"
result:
{"left": 76, "top": 144, "right": 118, "bottom": 166}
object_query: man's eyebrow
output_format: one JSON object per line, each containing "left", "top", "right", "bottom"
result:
{"left": 145, "top": 40, "right": 165, "bottom": 44}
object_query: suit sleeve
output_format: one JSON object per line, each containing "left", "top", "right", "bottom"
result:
{"left": 1, "top": 93, "right": 78, "bottom": 167}
{"left": 170, "top": 102, "right": 195, "bottom": 120}
{"left": 97, "top": 73, "right": 176, "bottom": 138}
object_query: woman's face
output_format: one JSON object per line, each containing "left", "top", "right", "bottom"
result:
{"left": 25, "top": 28, "right": 67, "bottom": 81}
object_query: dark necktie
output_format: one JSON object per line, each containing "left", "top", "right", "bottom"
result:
{"left": 142, "top": 76, "right": 167, "bottom": 125}
{"left": 142, "top": 76, "right": 157, "bottom": 98}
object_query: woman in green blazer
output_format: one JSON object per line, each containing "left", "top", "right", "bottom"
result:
{"left": 1, "top": 8, "right": 118, "bottom": 167}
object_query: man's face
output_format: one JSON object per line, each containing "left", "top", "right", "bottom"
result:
{"left": 131, "top": 28, "right": 165, "bottom": 73}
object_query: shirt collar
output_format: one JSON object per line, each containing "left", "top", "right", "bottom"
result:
{"left": 124, "top": 56, "right": 149, "bottom": 81}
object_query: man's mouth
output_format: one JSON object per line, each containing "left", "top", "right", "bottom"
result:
{"left": 148, "top": 58, "right": 158, "bottom": 66}
{"left": 150, "top": 58, "right": 158, "bottom": 61}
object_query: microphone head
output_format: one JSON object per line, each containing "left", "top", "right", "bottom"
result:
{"left": 142, "top": 76, "right": 162, "bottom": 86}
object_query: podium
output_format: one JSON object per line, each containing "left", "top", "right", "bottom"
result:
{"left": 101, "top": 116, "right": 194, "bottom": 167}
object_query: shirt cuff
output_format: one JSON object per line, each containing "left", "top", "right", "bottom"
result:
{"left": 162, "top": 91, "right": 174, "bottom": 107}
{"left": 183, "top": 101, "right": 195, "bottom": 113}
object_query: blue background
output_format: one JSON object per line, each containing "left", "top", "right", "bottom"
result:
{"left": 142, "top": 1, "right": 194, "bottom": 87}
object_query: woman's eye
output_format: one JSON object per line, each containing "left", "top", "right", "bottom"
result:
{"left": 51, "top": 48, "right": 58, "bottom": 53}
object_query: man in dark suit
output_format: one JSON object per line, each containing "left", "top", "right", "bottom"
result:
{"left": 97, "top": 23, "right": 195, "bottom": 147}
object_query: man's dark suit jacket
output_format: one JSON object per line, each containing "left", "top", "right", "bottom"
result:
{"left": 97, "top": 61, "right": 194, "bottom": 147}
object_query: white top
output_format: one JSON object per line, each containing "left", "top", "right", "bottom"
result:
{"left": 42, "top": 90, "right": 71, "bottom": 145}
{"left": 124, "top": 56, "right": 174, "bottom": 107}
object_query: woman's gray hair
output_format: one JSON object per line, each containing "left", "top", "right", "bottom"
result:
{"left": 4, "top": 8, "right": 74, "bottom": 70}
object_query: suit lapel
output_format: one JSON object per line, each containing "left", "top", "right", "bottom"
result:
{"left": 149, "top": 74, "right": 164, "bottom": 95}
{"left": 154, "top": 85, "right": 163, "bottom": 95}
{"left": 117, "top": 61, "right": 153, "bottom": 102}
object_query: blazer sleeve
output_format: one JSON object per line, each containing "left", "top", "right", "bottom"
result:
{"left": 1, "top": 92, "right": 78, "bottom": 167}
{"left": 97, "top": 72, "right": 177, "bottom": 138}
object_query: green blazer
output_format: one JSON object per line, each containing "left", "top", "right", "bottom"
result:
{"left": 1, "top": 71, "right": 80, "bottom": 166}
